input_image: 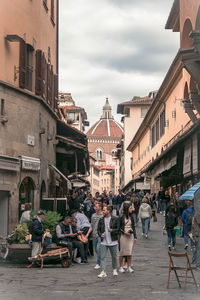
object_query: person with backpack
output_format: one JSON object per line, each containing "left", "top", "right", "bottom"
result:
{"left": 181, "top": 201, "right": 195, "bottom": 250}
{"left": 165, "top": 208, "right": 178, "bottom": 251}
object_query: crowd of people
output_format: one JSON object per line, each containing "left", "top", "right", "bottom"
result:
{"left": 29, "top": 187, "right": 200, "bottom": 275}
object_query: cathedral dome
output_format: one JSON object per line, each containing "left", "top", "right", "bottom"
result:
{"left": 87, "top": 98, "right": 123, "bottom": 138}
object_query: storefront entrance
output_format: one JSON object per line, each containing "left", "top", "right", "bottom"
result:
{"left": 0, "top": 191, "right": 9, "bottom": 237}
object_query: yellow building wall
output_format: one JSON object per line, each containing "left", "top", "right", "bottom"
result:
{"left": 0, "top": 0, "right": 57, "bottom": 86}
{"left": 132, "top": 69, "right": 192, "bottom": 177}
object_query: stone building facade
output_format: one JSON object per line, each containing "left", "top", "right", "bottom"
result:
{"left": 0, "top": 0, "right": 58, "bottom": 235}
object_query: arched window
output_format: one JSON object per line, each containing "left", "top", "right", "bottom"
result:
{"left": 112, "top": 149, "right": 117, "bottom": 157}
{"left": 181, "top": 19, "right": 193, "bottom": 49}
{"left": 184, "top": 82, "right": 189, "bottom": 100}
{"left": 96, "top": 149, "right": 103, "bottom": 159}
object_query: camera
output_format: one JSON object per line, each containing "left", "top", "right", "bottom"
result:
{"left": 128, "top": 230, "right": 134, "bottom": 234}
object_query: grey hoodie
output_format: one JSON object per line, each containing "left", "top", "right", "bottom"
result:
{"left": 138, "top": 203, "right": 152, "bottom": 219}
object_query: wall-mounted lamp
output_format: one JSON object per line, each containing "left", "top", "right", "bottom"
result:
{"left": 5, "top": 34, "right": 23, "bottom": 42}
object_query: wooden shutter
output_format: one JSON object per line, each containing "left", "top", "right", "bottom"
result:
{"left": 54, "top": 74, "right": 58, "bottom": 110}
{"left": 47, "top": 63, "right": 51, "bottom": 104}
{"left": 42, "top": 53, "right": 47, "bottom": 100}
{"left": 19, "top": 40, "right": 27, "bottom": 89}
{"left": 51, "top": 66, "right": 54, "bottom": 109}
{"left": 35, "top": 50, "right": 42, "bottom": 96}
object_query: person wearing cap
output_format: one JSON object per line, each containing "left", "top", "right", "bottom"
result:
{"left": 31, "top": 210, "right": 45, "bottom": 257}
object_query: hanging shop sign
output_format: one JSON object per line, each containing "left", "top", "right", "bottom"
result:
{"left": 21, "top": 156, "right": 40, "bottom": 171}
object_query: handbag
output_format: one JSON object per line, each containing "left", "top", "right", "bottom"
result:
{"left": 77, "top": 233, "right": 88, "bottom": 244}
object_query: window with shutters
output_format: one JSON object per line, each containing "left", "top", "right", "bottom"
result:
{"left": 1, "top": 99, "right": 5, "bottom": 116}
{"left": 35, "top": 49, "right": 57, "bottom": 110}
{"left": 26, "top": 44, "right": 34, "bottom": 91}
{"left": 155, "top": 119, "right": 159, "bottom": 143}
{"left": 19, "top": 41, "right": 33, "bottom": 91}
{"left": 151, "top": 125, "right": 156, "bottom": 148}
{"left": 35, "top": 50, "right": 43, "bottom": 97}
{"left": 151, "top": 109, "right": 165, "bottom": 148}
{"left": 160, "top": 109, "right": 165, "bottom": 137}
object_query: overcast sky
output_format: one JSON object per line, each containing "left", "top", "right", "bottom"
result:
{"left": 59, "top": 0, "right": 179, "bottom": 129}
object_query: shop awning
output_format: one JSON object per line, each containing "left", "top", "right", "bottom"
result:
{"left": 49, "top": 164, "right": 72, "bottom": 190}
{"left": 179, "top": 182, "right": 200, "bottom": 200}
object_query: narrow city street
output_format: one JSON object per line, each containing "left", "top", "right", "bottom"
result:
{"left": 0, "top": 215, "right": 200, "bottom": 300}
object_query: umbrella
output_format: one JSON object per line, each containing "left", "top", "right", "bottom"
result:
{"left": 179, "top": 182, "right": 200, "bottom": 200}
{"left": 180, "top": 182, "right": 200, "bottom": 214}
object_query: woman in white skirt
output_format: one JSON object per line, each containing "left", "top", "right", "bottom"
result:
{"left": 119, "top": 203, "right": 137, "bottom": 273}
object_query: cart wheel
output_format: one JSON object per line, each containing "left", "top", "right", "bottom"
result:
{"left": 61, "top": 259, "right": 70, "bottom": 268}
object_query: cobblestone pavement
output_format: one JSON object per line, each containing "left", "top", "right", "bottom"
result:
{"left": 0, "top": 215, "right": 200, "bottom": 300}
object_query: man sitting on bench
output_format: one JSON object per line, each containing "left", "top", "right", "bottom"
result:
{"left": 56, "top": 216, "right": 87, "bottom": 264}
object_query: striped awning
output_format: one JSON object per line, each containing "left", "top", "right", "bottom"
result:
{"left": 179, "top": 182, "right": 200, "bottom": 200}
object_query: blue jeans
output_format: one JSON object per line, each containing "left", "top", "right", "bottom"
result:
{"left": 167, "top": 229, "right": 176, "bottom": 247}
{"left": 157, "top": 199, "right": 162, "bottom": 213}
{"left": 183, "top": 224, "right": 195, "bottom": 247}
{"left": 192, "top": 236, "right": 200, "bottom": 267}
{"left": 93, "top": 236, "right": 101, "bottom": 266}
{"left": 141, "top": 217, "right": 150, "bottom": 235}
{"left": 161, "top": 201, "right": 166, "bottom": 213}
{"left": 133, "top": 212, "right": 138, "bottom": 225}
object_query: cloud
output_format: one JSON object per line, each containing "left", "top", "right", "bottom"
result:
{"left": 59, "top": 0, "right": 179, "bottom": 128}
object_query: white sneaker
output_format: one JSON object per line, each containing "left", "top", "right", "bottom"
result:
{"left": 123, "top": 263, "right": 128, "bottom": 269}
{"left": 127, "top": 267, "right": 134, "bottom": 273}
{"left": 118, "top": 267, "right": 125, "bottom": 273}
{"left": 74, "top": 257, "right": 81, "bottom": 264}
{"left": 113, "top": 269, "right": 118, "bottom": 276}
{"left": 94, "top": 264, "right": 101, "bottom": 269}
{"left": 98, "top": 271, "right": 107, "bottom": 278}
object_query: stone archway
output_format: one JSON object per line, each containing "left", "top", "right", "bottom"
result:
{"left": 181, "top": 19, "right": 193, "bottom": 49}
{"left": 19, "top": 177, "right": 35, "bottom": 219}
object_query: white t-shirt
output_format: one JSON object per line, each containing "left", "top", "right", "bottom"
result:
{"left": 101, "top": 217, "right": 118, "bottom": 246}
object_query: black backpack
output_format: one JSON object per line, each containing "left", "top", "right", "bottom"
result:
{"left": 186, "top": 210, "right": 194, "bottom": 226}
{"left": 166, "top": 212, "right": 177, "bottom": 229}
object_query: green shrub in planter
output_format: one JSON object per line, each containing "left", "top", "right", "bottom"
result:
{"left": 12, "top": 223, "right": 29, "bottom": 244}
{"left": 43, "top": 211, "right": 62, "bottom": 242}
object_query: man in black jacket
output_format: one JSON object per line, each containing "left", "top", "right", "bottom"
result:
{"left": 56, "top": 216, "right": 86, "bottom": 263}
{"left": 97, "top": 206, "right": 119, "bottom": 278}
{"left": 31, "top": 210, "right": 45, "bottom": 257}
